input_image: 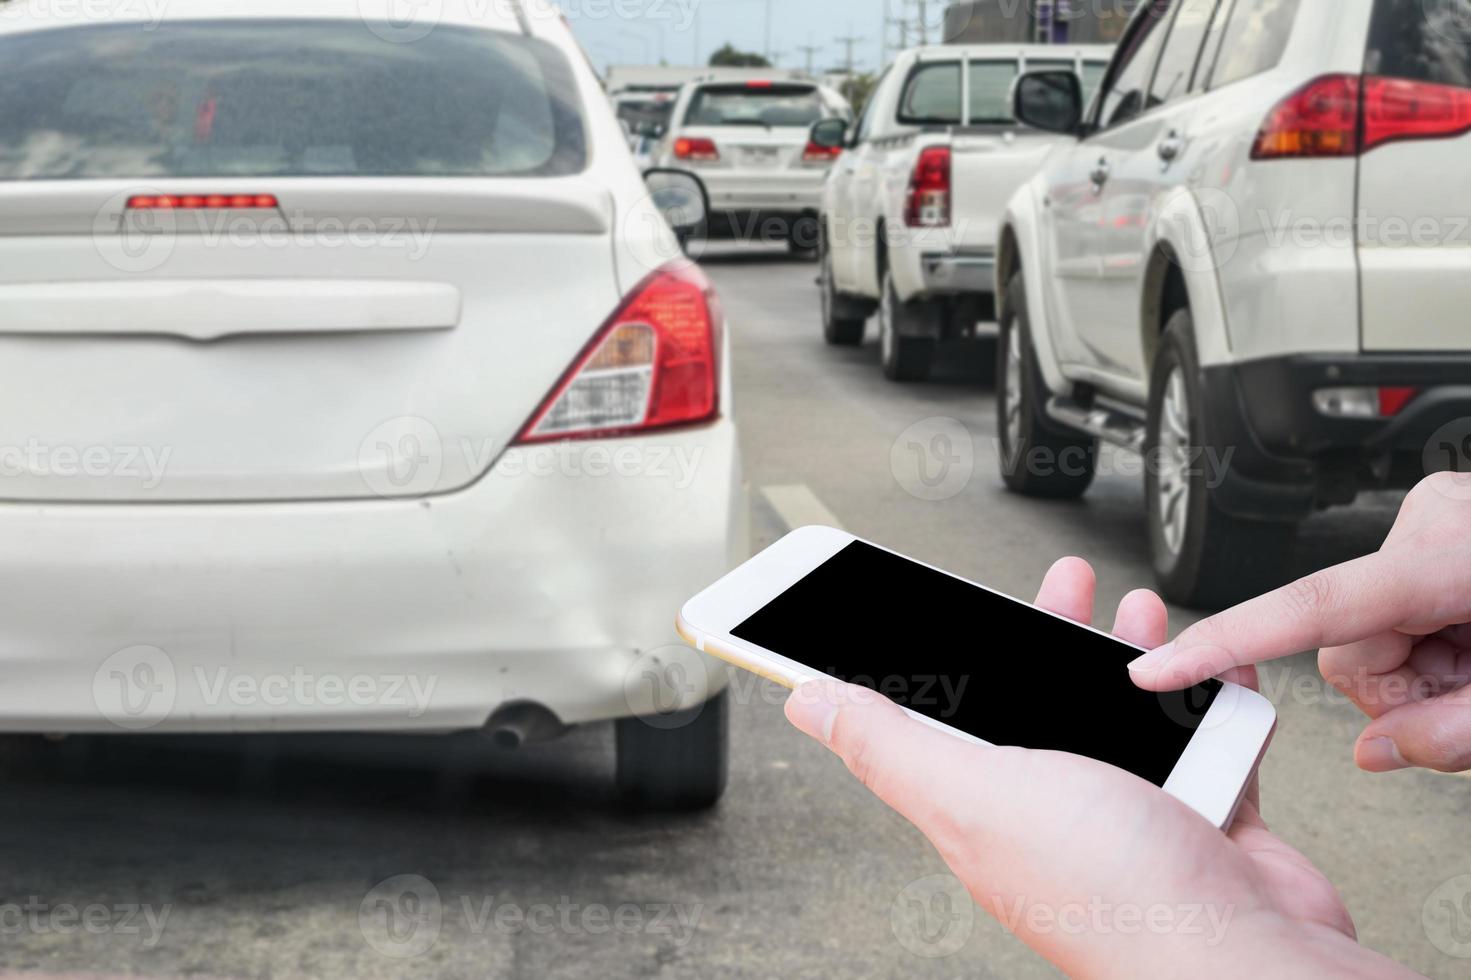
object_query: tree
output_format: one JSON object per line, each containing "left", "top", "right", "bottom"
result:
{"left": 839, "top": 73, "right": 879, "bottom": 116}
{"left": 709, "top": 43, "right": 771, "bottom": 68}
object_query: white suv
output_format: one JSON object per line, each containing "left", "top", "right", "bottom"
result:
{"left": 0, "top": 0, "right": 742, "bottom": 809}
{"left": 655, "top": 78, "right": 853, "bottom": 254}
{"left": 999, "top": 0, "right": 1471, "bottom": 607}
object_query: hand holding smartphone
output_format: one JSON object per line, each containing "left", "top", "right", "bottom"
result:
{"left": 678, "top": 527, "right": 1276, "bottom": 829}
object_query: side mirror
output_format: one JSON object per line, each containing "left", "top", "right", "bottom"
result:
{"left": 643, "top": 168, "right": 709, "bottom": 236}
{"left": 808, "top": 117, "right": 850, "bottom": 151}
{"left": 1013, "top": 70, "right": 1084, "bottom": 135}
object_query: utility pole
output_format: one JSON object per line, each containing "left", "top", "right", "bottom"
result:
{"left": 764, "top": 0, "right": 773, "bottom": 61}
{"left": 797, "top": 43, "right": 823, "bottom": 78}
{"left": 835, "top": 34, "right": 865, "bottom": 75}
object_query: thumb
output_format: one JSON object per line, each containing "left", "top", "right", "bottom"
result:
{"left": 1356, "top": 687, "right": 1471, "bottom": 773}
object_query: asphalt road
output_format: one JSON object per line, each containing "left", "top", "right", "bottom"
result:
{"left": 2, "top": 243, "right": 1469, "bottom": 980}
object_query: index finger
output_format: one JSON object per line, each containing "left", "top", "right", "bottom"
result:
{"left": 1128, "top": 548, "right": 1455, "bottom": 691}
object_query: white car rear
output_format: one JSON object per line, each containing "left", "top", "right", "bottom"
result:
{"left": 656, "top": 79, "right": 852, "bottom": 253}
{"left": 0, "top": 0, "right": 743, "bottom": 809}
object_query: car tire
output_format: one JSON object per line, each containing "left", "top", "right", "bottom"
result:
{"left": 789, "top": 215, "right": 820, "bottom": 259}
{"left": 1146, "top": 310, "right": 1297, "bottom": 609}
{"left": 615, "top": 689, "right": 728, "bottom": 811}
{"left": 997, "top": 272, "right": 1096, "bottom": 498}
{"left": 878, "top": 271, "right": 937, "bottom": 382}
{"left": 820, "top": 230, "right": 870, "bottom": 346}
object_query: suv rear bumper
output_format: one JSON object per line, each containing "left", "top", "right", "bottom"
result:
{"left": 1203, "top": 354, "right": 1471, "bottom": 520}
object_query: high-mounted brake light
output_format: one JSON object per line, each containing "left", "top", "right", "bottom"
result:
{"left": 802, "top": 141, "right": 843, "bottom": 162}
{"left": 746, "top": 80, "right": 774, "bottom": 88}
{"left": 674, "top": 137, "right": 720, "bottom": 162}
{"left": 905, "top": 146, "right": 951, "bottom": 228}
{"left": 127, "top": 194, "right": 279, "bottom": 210}
{"left": 514, "top": 262, "right": 720, "bottom": 444}
{"left": 1253, "top": 74, "right": 1471, "bottom": 159}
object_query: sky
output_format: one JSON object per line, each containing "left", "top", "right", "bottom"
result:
{"left": 563, "top": 0, "right": 951, "bottom": 77}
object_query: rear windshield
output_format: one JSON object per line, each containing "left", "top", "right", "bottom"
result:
{"left": 1366, "top": 0, "right": 1471, "bottom": 88}
{"left": 616, "top": 98, "right": 675, "bottom": 132}
{"left": 685, "top": 84, "right": 828, "bottom": 127}
{"left": 899, "top": 59, "right": 1106, "bottom": 126}
{"left": 0, "top": 20, "right": 587, "bottom": 181}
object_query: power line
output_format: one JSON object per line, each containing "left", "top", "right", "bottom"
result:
{"left": 834, "top": 33, "right": 866, "bottom": 76}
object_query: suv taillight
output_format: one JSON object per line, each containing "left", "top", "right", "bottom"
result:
{"left": 514, "top": 262, "right": 720, "bottom": 444}
{"left": 1252, "top": 73, "right": 1471, "bottom": 159}
{"left": 904, "top": 146, "right": 951, "bottom": 228}
{"left": 674, "top": 137, "right": 720, "bottom": 162}
{"left": 802, "top": 141, "right": 843, "bottom": 163}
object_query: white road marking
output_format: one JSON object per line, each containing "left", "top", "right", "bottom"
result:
{"left": 759, "top": 484, "right": 845, "bottom": 532}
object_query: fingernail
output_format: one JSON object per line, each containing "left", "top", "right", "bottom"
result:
{"left": 785, "top": 682, "right": 840, "bottom": 745}
{"left": 1128, "top": 642, "right": 1175, "bottom": 674}
{"left": 1357, "top": 737, "right": 1409, "bottom": 773}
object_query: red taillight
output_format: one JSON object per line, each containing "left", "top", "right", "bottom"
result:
{"left": 802, "top": 141, "right": 843, "bottom": 163}
{"left": 1378, "top": 386, "right": 1419, "bottom": 417}
{"left": 1253, "top": 74, "right": 1471, "bottom": 159}
{"left": 513, "top": 262, "right": 720, "bottom": 444}
{"left": 1251, "top": 74, "right": 1361, "bottom": 159}
{"left": 746, "top": 80, "right": 774, "bottom": 88}
{"left": 674, "top": 137, "right": 720, "bottom": 162}
{"left": 127, "top": 193, "right": 279, "bottom": 210}
{"left": 905, "top": 146, "right": 951, "bottom": 228}
{"left": 1363, "top": 76, "right": 1471, "bottom": 151}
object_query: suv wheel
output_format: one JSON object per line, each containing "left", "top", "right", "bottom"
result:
{"left": 820, "top": 230, "right": 869, "bottom": 346}
{"left": 615, "top": 689, "right": 728, "bottom": 811}
{"left": 997, "top": 272, "right": 1096, "bottom": 498}
{"left": 879, "top": 271, "right": 937, "bottom": 382}
{"left": 1146, "top": 310, "right": 1296, "bottom": 609}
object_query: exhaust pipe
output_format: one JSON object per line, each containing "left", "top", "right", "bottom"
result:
{"left": 484, "top": 702, "right": 569, "bottom": 751}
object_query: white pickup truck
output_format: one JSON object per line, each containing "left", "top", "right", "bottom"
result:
{"left": 811, "top": 44, "right": 1111, "bottom": 381}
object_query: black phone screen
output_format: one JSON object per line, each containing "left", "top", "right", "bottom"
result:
{"left": 731, "top": 541, "right": 1221, "bottom": 786}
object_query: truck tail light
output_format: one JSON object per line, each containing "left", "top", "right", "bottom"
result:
{"left": 514, "top": 262, "right": 720, "bottom": 444}
{"left": 1252, "top": 74, "right": 1471, "bottom": 159}
{"left": 674, "top": 137, "right": 720, "bottom": 162}
{"left": 127, "top": 193, "right": 279, "bottom": 209}
{"left": 904, "top": 146, "right": 951, "bottom": 228}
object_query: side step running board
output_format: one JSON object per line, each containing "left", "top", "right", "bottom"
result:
{"left": 1046, "top": 397, "right": 1147, "bottom": 452}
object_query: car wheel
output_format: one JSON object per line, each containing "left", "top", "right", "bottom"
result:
{"left": 878, "top": 271, "right": 937, "bottom": 382}
{"left": 820, "top": 231, "right": 868, "bottom": 346}
{"left": 1146, "top": 310, "right": 1297, "bottom": 609}
{"left": 615, "top": 689, "right": 728, "bottom": 811}
{"left": 997, "top": 272, "right": 1096, "bottom": 498}
{"left": 788, "top": 214, "right": 820, "bottom": 258}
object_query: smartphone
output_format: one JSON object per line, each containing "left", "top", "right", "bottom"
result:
{"left": 677, "top": 526, "right": 1276, "bottom": 829}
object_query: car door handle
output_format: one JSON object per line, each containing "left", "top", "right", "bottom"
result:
{"left": 1089, "top": 158, "right": 1111, "bottom": 188}
{"left": 1158, "top": 132, "right": 1184, "bottom": 162}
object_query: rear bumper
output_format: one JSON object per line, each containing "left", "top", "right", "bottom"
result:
{"left": 1203, "top": 354, "right": 1471, "bottom": 519}
{"left": 920, "top": 250, "right": 997, "bottom": 295}
{"left": 0, "top": 423, "right": 744, "bottom": 734}
{"left": 698, "top": 168, "right": 826, "bottom": 216}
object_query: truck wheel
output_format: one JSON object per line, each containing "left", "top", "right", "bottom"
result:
{"left": 1146, "top": 310, "right": 1297, "bottom": 609}
{"left": 879, "top": 271, "right": 937, "bottom": 382}
{"left": 616, "top": 689, "right": 728, "bottom": 811}
{"left": 997, "top": 272, "right": 1096, "bottom": 498}
{"left": 820, "top": 230, "right": 870, "bottom": 346}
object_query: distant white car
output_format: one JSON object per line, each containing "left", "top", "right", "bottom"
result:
{"left": 999, "top": 0, "right": 1471, "bottom": 607}
{"left": 0, "top": 0, "right": 743, "bottom": 809}
{"left": 814, "top": 44, "right": 1112, "bottom": 381}
{"left": 654, "top": 78, "right": 853, "bottom": 254}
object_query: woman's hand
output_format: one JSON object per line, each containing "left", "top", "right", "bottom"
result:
{"left": 784, "top": 558, "right": 1414, "bottom": 979}
{"left": 1129, "top": 472, "right": 1471, "bottom": 773}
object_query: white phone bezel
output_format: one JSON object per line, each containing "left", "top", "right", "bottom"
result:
{"left": 678, "top": 525, "right": 1277, "bottom": 830}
